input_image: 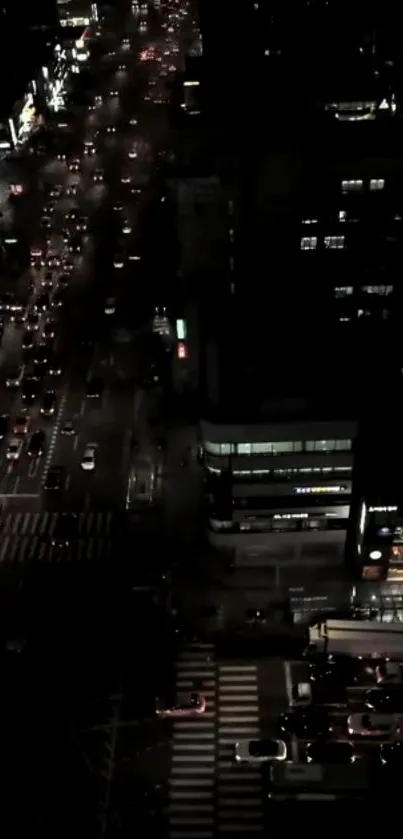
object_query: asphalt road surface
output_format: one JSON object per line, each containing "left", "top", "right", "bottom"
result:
{"left": 0, "top": 0, "right": 191, "bottom": 545}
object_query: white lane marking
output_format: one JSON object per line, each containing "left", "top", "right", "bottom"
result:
{"left": 73, "top": 435, "right": 79, "bottom": 450}
{"left": 42, "top": 390, "right": 67, "bottom": 485}
{"left": 28, "top": 458, "right": 40, "bottom": 479}
{"left": 13, "top": 476, "right": 20, "bottom": 494}
{"left": 284, "top": 661, "right": 299, "bottom": 760}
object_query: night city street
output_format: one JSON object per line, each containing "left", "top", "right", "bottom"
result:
{"left": 1, "top": 0, "right": 403, "bottom": 835}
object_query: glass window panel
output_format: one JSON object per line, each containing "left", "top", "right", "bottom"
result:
{"left": 272, "top": 441, "right": 295, "bottom": 453}
{"left": 237, "top": 443, "right": 252, "bottom": 454}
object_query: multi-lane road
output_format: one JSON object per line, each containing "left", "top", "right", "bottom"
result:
{"left": 0, "top": 0, "right": 194, "bottom": 553}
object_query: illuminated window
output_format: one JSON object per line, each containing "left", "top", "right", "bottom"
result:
{"left": 361, "top": 285, "right": 393, "bottom": 296}
{"left": 301, "top": 236, "right": 317, "bottom": 250}
{"left": 341, "top": 179, "right": 363, "bottom": 193}
{"left": 305, "top": 439, "right": 352, "bottom": 453}
{"left": 370, "top": 178, "right": 385, "bottom": 191}
{"left": 334, "top": 286, "right": 353, "bottom": 297}
{"left": 324, "top": 235, "right": 345, "bottom": 250}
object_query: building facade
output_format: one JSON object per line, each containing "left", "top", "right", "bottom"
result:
{"left": 201, "top": 416, "right": 356, "bottom": 568}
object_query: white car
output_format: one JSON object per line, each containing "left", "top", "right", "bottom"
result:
{"left": 6, "top": 437, "right": 23, "bottom": 460}
{"left": 122, "top": 220, "right": 132, "bottom": 234}
{"left": 347, "top": 713, "right": 400, "bottom": 738}
{"left": 235, "top": 739, "right": 287, "bottom": 764}
{"left": 104, "top": 297, "right": 116, "bottom": 315}
{"left": 93, "top": 169, "right": 104, "bottom": 183}
{"left": 81, "top": 445, "right": 96, "bottom": 471}
{"left": 113, "top": 254, "right": 125, "bottom": 269}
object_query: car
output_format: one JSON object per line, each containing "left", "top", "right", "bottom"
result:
{"left": 128, "top": 252, "right": 141, "bottom": 262}
{"left": 128, "top": 148, "right": 137, "bottom": 159}
{"left": 68, "top": 158, "right": 80, "bottom": 171}
{"left": 81, "top": 444, "right": 96, "bottom": 471}
{"left": 61, "top": 419, "right": 75, "bottom": 436}
{"left": 51, "top": 513, "right": 78, "bottom": 547}
{"left": 34, "top": 292, "right": 50, "bottom": 312}
{"left": 86, "top": 377, "right": 103, "bottom": 398}
{"left": 40, "top": 215, "right": 51, "bottom": 229}
{"left": 122, "top": 219, "right": 132, "bottom": 234}
{"left": 13, "top": 415, "right": 30, "bottom": 435}
{"left": 34, "top": 343, "right": 50, "bottom": 365}
{"left": 113, "top": 201, "right": 124, "bottom": 212}
{"left": 235, "top": 739, "right": 287, "bottom": 764}
{"left": 22, "top": 377, "right": 40, "bottom": 404}
{"left": 76, "top": 216, "right": 88, "bottom": 232}
{"left": 83, "top": 142, "right": 95, "bottom": 157}
{"left": 13, "top": 311, "right": 27, "bottom": 327}
{"left": 304, "top": 740, "right": 356, "bottom": 764}
{"left": 44, "top": 465, "right": 65, "bottom": 490}
{"left": 129, "top": 117, "right": 138, "bottom": 126}
{"left": 49, "top": 185, "right": 63, "bottom": 198}
{"left": 65, "top": 209, "right": 78, "bottom": 222}
{"left": 6, "top": 437, "right": 23, "bottom": 460}
{"left": 48, "top": 356, "right": 63, "bottom": 377}
{"left": 27, "top": 430, "right": 45, "bottom": 458}
{"left": 44, "top": 201, "right": 56, "bottom": 215}
{"left": 308, "top": 656, "right": 362, "bottom": 686}
{"left": 52, "top": 289, "right": 65, "bottom": 309}
{"left": 65, "top": 184, "right": 78, "bottom": 196}
{"left": 46, "top": 254, "right": 61, "bottom": 268}
{"left": 62, "top": 260, "right": 74, "bottom": 273}
{"left": 0, "top": 414, "right": 8, "bottom": 439}
{"left": 365, "top": 688, "right": 403, "bottom": 713}
{"left": 291, "top": 681, "right": 346, "bottom": 707}
{"left": 278, "top": 708, "right": 333, "bottom": 739}
{"left": 0, "top": 292, "right": 14, "bottom": 312}
{"left": 106, "top": 125, "right": 117, "bottom": 133}
{"left": 41, "top": 389, "right": 56, "bottom": 417}
{"left": 41, "top": 272, "right": 54, "bottom": 290}
{"left": 375, "top": 661, "right": 403, "bottom": 684}
{"left": 104, "top": 297, "right": 116, "bottom": 315}
{"left": 6, "top": 366, "right": 24, "bottom": 388}
{"left": 57, "top": 274, "right": 70, "bottom": 288}
{"left": 348, "top": 712, "right": 399, "bottom": 737}
{"left": 118, "top": 63, "right": 126, "bottom": 70}
{"left": 93, "top": 168, "right": 104, "bottom": 183}
{"left": 68, "top": 236, "right": 82, "bottom": 254}
{"left": 22, "top": 330, "right": 34, "bottom": 350}
{"left": 113, "top": 253, "right": 125, "bottom": 268}
{"left": 156, "top": 693, "right": 206, "bottom": 718}
{"left": 27, "top": 312, "right": 40, "bottom": 331}
{"left": 57, "top": 152, "right": 66, "bottom": 161}
{"left": 380, "top": 741, "right": 403, "bottom": 766}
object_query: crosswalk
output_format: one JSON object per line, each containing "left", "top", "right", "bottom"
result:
{"left": 0, "top": 511, "right": 120, "bottom": 564}
{"left": 167, "top": 646, "right": 264, "bottom": 838}
{"left": 0, "top": 535, "right": 114, "bottom": 564}
{"left": 217, "top": 664, "right": 263, "bottom": 835}
{"left": 168, "top": 642, "right": 216, "bottom": 838}
{"left": 1, "top": 510, "right": 117, "bottom": 538}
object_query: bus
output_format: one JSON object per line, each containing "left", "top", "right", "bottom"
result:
{"left": 268, "top": 762, "right": 369, "bottom": 801}
{"left": 308, "top": 619, "right": 403, "bottom": 657}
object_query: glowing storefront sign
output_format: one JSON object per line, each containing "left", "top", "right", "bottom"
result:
{"left": 8, "top": 118, "right": 17, "bottom": 148}
{"left": 60, "top": 16, "right": 90, "bottom": 27}
{"left": 294, "top": 485, "right": 347, "bottom": 495}
{"left": 176, "top": 318, "right": 186, "bottom": 340}
{"left": 17, "top": 93, "right": 36, "bottom": 138}
{"left": 177, "top": 342, "right": 187, "bottom": 359}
